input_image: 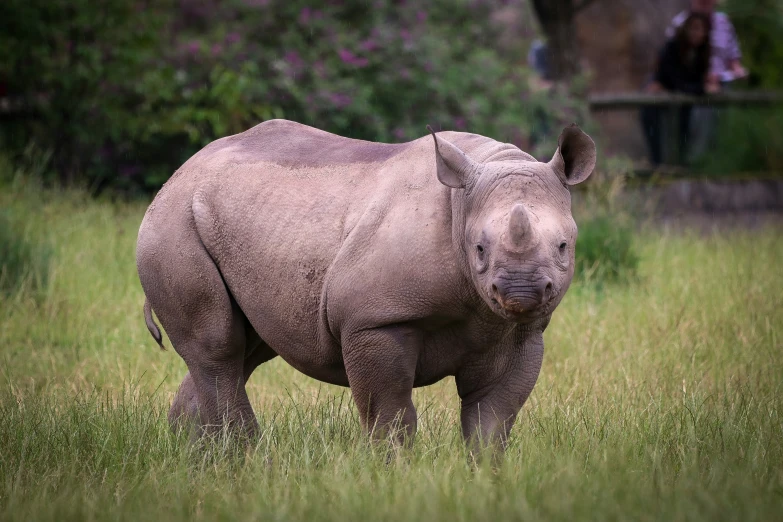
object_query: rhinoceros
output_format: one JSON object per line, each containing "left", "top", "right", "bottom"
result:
{"left": 136, "top": 119, "right": 596, "bottom": 453}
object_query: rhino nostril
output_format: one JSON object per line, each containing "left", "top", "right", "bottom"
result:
{"left": 541, "top": 278, "right": 553, "bottom": 303}
{"left": 490, "top": 283, "right": 504, "bottom": 306}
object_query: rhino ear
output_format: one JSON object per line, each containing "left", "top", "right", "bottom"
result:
{"left": 427, "top": 125, "right": 481, "bottom": 189}
{"left": 549, "top": 123, "right": 596, "bottom": 186}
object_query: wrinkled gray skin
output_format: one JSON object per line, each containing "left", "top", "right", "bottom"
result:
{"left": 136, "top": 119, "right": 596, "bottom": 454}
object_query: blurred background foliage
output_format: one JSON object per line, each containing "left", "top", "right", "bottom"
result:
{"left": 0, "top": 0, "right": 780, "bottom": 288}
{"left": 697, "top": 0, "right": 783, "bottom": 174}
{"left": 1, "top": 0, "right": 781, "bottom": 191}
{"left": 0, "top": 0, "right": 585, "bottom": 193}
{"left": 725, "top": 0, "right": 783, "bottom": 90}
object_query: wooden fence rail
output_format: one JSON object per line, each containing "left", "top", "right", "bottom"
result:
{"left": 588, "top": 91, "right": 783, "bottom": 110}
{"left": 587, "top": 91, "right": 783, "bottom": 166}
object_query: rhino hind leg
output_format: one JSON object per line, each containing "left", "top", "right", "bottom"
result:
{"left": 169, "top": 335, "right": 277, "bottom": 435}
{"left": 168, "top": 372, "right": 199, "bottom": 433}
{"left": 138, "top": 231, "right": 262, "bottom": 440}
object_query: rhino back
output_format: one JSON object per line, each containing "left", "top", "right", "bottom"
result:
{"left": 194, "top": 119, "right": 409, "bottom": 170}
{"left": 181, "top": 119, "right": 532, "bottom": 175}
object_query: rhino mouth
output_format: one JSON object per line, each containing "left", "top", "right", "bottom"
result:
{"left": 489, "top": 296, "right": 553, "bottom": 323}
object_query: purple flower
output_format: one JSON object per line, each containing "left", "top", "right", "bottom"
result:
{"left": 338, "top": 49, "right": 368, "bottom": 67}
{"left": 399, "top": 29, "right": 412, "bottom": 43}
{"left": 283, "top": 51, "right": 305, "bottom": 77}
{"left": 211, "top": 43, "right": 223, "bottom": 56}
{"left": 359, "top": 39, "right": 378, "bottom": 52}
{"left": 226, "top": 32, "right": 241, "bottom": 44}
{"left": 185, "top": 41, "right": 200, "bottom": 55}
{"left": 284, "top": 51, "right": 303, "bottom": 67}
{"left": 393, "top": 127, "right": 406, "bottom": 140}
{"left": 416, "top": 10, "right": 427, "bottom": 23}
{"left": 329, "top": 92, "right": 353, "bottom": 108}
{"left": 338, "top": 49, "right": 354, "bottom": 62}
{"left": 454, "top": 117, "right": 466, "bottom": 130}
{"left": 299, "top": 7, "right": 312, "bottom": 24}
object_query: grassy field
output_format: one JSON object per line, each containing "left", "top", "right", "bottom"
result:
{"left": 1, "top": 174, "right": 782, "bottom": 521}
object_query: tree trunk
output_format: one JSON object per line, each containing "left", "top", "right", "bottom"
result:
{"left": 531, "top": 0, "right": 597, "bottom": 81}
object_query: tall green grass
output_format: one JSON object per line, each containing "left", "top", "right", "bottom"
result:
{"left": 1, "top": 174, "right": 781, "bottom": 521}
{"left": 0, "top": 210, "right": 51, "bottom": 296}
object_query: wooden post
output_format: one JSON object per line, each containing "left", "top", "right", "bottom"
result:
{"left": 661, "top": 106, "right": 681, "bottom": 165}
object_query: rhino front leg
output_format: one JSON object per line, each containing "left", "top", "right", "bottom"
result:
{"left": 342, "top": 325, "right": 421, "bottom": 446}
{"left": 456, "top": 332, "right": 544, "bottom": 460}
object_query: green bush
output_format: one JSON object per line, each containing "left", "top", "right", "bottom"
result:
{"left": 725, "top": 0, "right": 783, "bottom": 90}
{"left": 575, "top": 212, "right": 639, "bottom": 284}
{"left": 693, "top": 107, "right": 783, "bottom": 175}
{"left": 573, "top": 162, "right": 640, "bottom": 284}
{"left": 0, "top": 0, "right": 585, "bottom": 192}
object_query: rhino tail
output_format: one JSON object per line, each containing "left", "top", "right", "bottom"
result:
{"left": 143, "top": 298, "right": 165, "bottom": 350}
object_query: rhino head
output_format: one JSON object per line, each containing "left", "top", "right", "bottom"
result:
{"left": 429, "top": 124, "right": 596, "bottom": 323}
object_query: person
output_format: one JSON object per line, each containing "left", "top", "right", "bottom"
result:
{"left": 650, "top": 12, "right": 717, "bottom": 96}
{"left": 666, "top": 0, "right": 747, "bottom": 85}
{"left": 666, "top": 0, "right": 747, "bottom": 163}
{"left": 641, "top": 12, "right": 715, "bottom": 166}
{"left": 526, "top": 39, "right": 555, "bottom": 152}
{"left": 527, "top": 39, "right": 554, "bottom": 91}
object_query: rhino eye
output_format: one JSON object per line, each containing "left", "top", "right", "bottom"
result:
{"left": 559, "top": 242, "right": 567, "bottom": 253}
{"left": 475, "top": 244, "right": 488, "bottom": 273}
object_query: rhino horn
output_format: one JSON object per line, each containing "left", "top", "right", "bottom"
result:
{"left": 508, "top": 203, "right": 532, "bottom": 247}
{"left": 427, "top": 125, "right": 481, "bottom": 189}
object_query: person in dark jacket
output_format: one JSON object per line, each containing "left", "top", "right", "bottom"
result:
{"left": 641, "top": 12, "right": 718, "bottom": 166}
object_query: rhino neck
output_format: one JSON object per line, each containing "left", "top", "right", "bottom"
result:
{"left": 449, "top": 186, "right": 473, "bottom": 287}
{"left": 446, "top": 187, "right": 498, "bottom": 326}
